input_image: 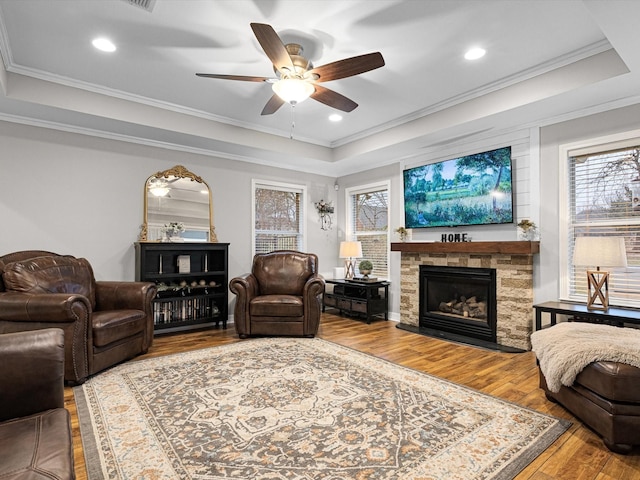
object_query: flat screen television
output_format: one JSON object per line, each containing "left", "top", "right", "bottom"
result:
{"left": 403, "top": 146, "right": 513, "bottom": 228}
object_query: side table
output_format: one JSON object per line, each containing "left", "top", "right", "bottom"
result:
{"left": 533, "top": 300, "right": 640, "bottom": 330}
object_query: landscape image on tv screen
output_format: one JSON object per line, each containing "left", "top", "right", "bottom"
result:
{"left": 403, "top": 146, "right": 513, "bottom": 228}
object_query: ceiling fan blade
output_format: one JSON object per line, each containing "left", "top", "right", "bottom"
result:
{"left": 309, "top": 52, "right": 385, "bottom": 83}
{"left": 196, "top": 73, "right": 271, "bottom": 82}
{"left": 311, "top": 85, "right": 358, "bottom": 112}
{"left": 261, "top": 94, "right": 286, "bottom": 115}
{"left": 250, "top": 23, "right": 295, "bottom": 74}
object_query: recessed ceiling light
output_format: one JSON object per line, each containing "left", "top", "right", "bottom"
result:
{"left": 329, "top": 114, "right": 343, "bottom": 122}
{"left": 464, "top": 47, "right": 485, "bottom": 60}
{"left": 92, "top": 37, "right": 116, "bottom": 53}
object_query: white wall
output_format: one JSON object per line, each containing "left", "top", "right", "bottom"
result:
{"left": 3, "top": 104, "right": 640, "bottom": 322}
{"left": 0, "top": 121, "right": 340, "bottom": 315}
{"left": 0, "top": 121, "right": 544, "bottom": 323}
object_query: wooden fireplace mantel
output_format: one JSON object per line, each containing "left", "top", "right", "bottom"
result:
{"left": 390, "top": 241, "right": 540, "bottom": 255}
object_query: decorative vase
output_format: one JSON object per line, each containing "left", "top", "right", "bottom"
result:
{"left": 164, "top": 229, "right": 185, "bottom": 242}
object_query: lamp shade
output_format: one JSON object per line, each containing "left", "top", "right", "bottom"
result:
{"left": 573, "top": 236, "right": 628, "bottom": 268}
{"left": 272, "top": 78, "right": 315, "bottom": 104}
{"left": 339, "top": 241, "right": 363, "bottom": 258}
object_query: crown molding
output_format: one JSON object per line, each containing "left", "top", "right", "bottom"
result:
{"left": 0, "top": 111, "right": 336, "bottom": 176}
{"left": 1, "top": 63, "right": 328, "bottom": 148}
{"left": 330, "top": 40, "right": 614, "bottom": 149}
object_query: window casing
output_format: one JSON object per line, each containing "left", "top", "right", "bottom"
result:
{"left": 345, "top": 182, "right": 390, "bottom": 279}
{"left": 560, "top": 132, "right": 640, "bottom": 307}
{"left": 252, "top": 180, "right": 306, "bottom": 255}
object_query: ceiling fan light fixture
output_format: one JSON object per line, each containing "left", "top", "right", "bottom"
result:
{"left": 149, "top": 185, "right": 170, "bottom": 197}
{"left": 272, "top": 78, "right": 314, "bottom": 104}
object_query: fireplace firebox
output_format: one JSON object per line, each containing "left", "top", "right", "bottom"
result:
{"left": 420, "top": 265, "right": 497, "bottom": 343}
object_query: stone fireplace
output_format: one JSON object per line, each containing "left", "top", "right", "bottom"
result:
{"left": 392, "top": 241, "right": 539, "bottom": 351}
{"left": 421, "top": 265, "right": 497, "bottom": 343}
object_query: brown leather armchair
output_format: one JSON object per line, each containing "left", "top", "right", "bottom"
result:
{"left": 229, "top": 250, "right": 325, "bottom": 338}
{"left": 0, "top": 328, "right": 75, "bottom": 479}
{"left": 0, "top": 250, "right": 157, "bottom": 384}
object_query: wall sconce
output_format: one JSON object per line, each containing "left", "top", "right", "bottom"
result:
{"left": 573, "top": 236, "right": 628, "bottom": 310}
{"left": 339, "top": 241, "right": 363, "bottom": 280}
{"left": 315, "top": 199, "right": 334, "bottom": 230}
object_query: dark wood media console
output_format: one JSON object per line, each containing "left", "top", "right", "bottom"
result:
{"left": 323, "top": 279, "right": 390, "bottom": 324}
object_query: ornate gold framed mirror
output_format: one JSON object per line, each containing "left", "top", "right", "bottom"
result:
{"left": 140, "top": 165, "right": 217, "bottom": 242}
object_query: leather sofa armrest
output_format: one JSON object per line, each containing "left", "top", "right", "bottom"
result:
{"left": 95, "top": 281, "right": 156, "bottom": 312}
{"left": 229, "top": 274, "right": 259, "bottom": 300}
{"left": 229, "top": 274, "right": 258, "bottom": 335}
{"left": 303, "top": 276, "right": 325, "bottom": 335}
{"left": 303, "top": 275, "right": 326, "bottom": 298}
{"left": 95, "top": 281, "right": 157, "bottom": 351}
{"left": 0, "top": 328, "right": 65, "bottom": 422}
{"left": 0, "top": 292, "right": 91, "bottom": 385}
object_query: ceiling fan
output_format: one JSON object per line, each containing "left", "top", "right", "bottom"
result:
{"left": 196, "top": 23, "right": 385, "bottom": 115}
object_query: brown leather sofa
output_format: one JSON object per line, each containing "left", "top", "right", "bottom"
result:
{"left": 0, "top": 250, "right": 156, "bottom": 384}
{"left": 230, "top": 250, "right": 325, "bottom": 338}
{"left": 539, "top": 361, "right": 640, "bottom": 453}
{"left": 0, "top": 328, "right": 75, "bottom": 479}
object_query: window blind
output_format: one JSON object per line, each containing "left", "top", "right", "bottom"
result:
{"left": 254, "top": 184, "right": 303, "bottom": 254}
{"left": 567, "top": 146, "right": 640, "bottom": 306}
{"left": 349, "top": 188, "right": 389, "bottom": 278}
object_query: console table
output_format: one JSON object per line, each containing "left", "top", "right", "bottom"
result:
{"left": 533, "top": 301, "right": 640, "bottom": 330}
{"left": 323, "top": 279, "right": 390, "bottom": 324}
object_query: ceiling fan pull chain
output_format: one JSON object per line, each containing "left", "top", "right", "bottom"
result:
{"left": 290, "top": 103, "right": 296, "bottom": 139}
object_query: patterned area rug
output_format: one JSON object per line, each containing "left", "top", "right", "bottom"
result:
{"left": 75, "top": 338, "right": 569, "bottom": 479}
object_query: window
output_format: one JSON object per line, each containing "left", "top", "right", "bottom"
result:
{"left": 252, "top": 180, "right": 306, "bottom": 255}
{"left": 561, "top": 134, "right": 640, "bottom": 307}
{"left": 346, "top": 182, "right": 390, "bottom": 278}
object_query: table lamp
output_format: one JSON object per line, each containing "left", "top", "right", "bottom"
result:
{"left": 339, "top": 241, "right": 363, "bottom": 280}
{"left": 573, "top": 236, "right": 627, "bottom": 310}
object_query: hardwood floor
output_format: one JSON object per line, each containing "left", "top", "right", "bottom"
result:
{"left": 65, "top": 313, "right": 640, "bottom": 479}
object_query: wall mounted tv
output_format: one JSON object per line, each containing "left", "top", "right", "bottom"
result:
{"left": 403, "top": 146, "right": 513, "bottom": 229}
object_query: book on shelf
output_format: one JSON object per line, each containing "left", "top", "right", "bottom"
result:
{"left": 153, "top": 297, "right": 218, "bottom": 325}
